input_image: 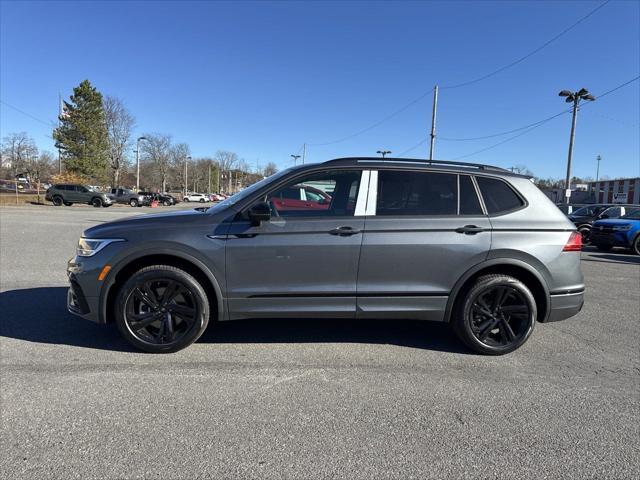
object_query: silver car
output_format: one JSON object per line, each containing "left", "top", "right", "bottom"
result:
{"left": 67, "top": 158, "right": 584, "bottom": 354}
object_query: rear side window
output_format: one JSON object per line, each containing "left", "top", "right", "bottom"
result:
{"left": 459, "top": 175, "right": 483, "bottom": 215}
{"left": 475, "top": 177, "right": 524, "bottom": 215}
{"left": 376, "top": 171, "right": 457, "bottom": 216}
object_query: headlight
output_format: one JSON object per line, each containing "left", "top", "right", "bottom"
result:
{"left": 77, "top": 238, "right": 125, "bottom": 257}
{"left": 613, "top": 225, "right": 631, "bottom": 231}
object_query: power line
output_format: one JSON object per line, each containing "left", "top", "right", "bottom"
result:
{"left": 305, "top": 0, "right": 610, "bottom": 146}
{"left": 0, "top": 100, "right": 56, "bottom": 127}
{"left": 398, "top": 138, "right": 428, "bottom": 156}
{"left": 440, "top": 0, "right": 611, "bottom": 90}
{"left": 448, "top": 75, "right": 640, "bottom": 160}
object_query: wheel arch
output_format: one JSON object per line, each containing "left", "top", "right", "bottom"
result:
{"left": 100, "top": 251, "right": 224, "bottom": 325}
{"left": 444, "top": 258, "right": 551, "bottom": 324}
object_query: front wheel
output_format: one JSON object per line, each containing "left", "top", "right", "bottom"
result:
{"left": 92, "top": 198, "right": 103, "bottom": 208}
{"left": 579, "top": 227, "right": 591, "bottom": 245}
{"left": 452, "top": 274, "right": 536, "bottom": 355}
{"left": 163, "top": 200, "right": 171, "bottom": 206}
{"left": 129, "top": 199, "right": 138, "bottom": 207}
{"left": 114, "top": 265, "right": 210, "bottom": 353}
{"left": 633, "top": 236, "right": 640, "bottom": 256}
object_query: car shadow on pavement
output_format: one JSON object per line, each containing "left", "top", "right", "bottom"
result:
{"left": 0, "top": 287, "right": 469, "bottom": 354}
{"left": 581, "top": 252, "right": 640, "bottom": 265}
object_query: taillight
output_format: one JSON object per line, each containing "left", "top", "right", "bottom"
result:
{"left": 563, "top": 231, "right": 582, "bottom": 251}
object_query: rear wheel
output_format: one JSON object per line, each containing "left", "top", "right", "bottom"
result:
{"left": 129, "top": 198, "right": 138, "bottom": 207}
{"left": 115, "top": 265, "right": 210, "bottom": 353}
{"left": 92, "top": 197, "right": 103, "bottom": 208}
{"left": 163, "top": 200, "right": 171, "bottom": 206}
{"left": 52, "top": 196, "right": 63, "bottom": 206}
{"left": 199, "top": 198, "right": 205, "bottom": 203}
{"left": 452, "top": 274, "right": 536, "bottom": 355}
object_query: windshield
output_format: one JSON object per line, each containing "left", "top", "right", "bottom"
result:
{"left": 206, "top": 167, "right": 299, "bottom": 213}
{"left": 572, "top": 205, "right": 605, "bottom": 216}
{"left": 621, "top": 208, "right": 640, "bottom": 220}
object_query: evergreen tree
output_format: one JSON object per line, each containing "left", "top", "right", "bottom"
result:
{"left": 53, "top": 80, "right": 109, "bottom": 179}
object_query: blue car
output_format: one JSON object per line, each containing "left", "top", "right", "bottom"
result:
{"left": 590, "top": 207, "right": 640, "bottom": 255}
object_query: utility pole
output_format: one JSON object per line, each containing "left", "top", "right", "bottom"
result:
{"left": 184, "top": 155, "right": 191, "bottom": 197}
{"left": 559, "top": 88, "right": 595, "bottom": 204}
{"left": 208, "top": 163, "right": 211, "bottom": 194}
{"left": 58, "top": 93, "right": 62, "bottom": 174}
{"left": 429, "top": 85, "right": 438, "bottom": 162}
{"left": 302, "top": 143, "right": 306, "bottom": 164}
{"left": 595, "top": 154, "right": 602, "bottom": 183}
{"left": 135, "top": 136, "right": 147, "bottom": 191}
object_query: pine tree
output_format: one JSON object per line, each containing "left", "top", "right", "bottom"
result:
{"left": 53, "top": 80, "right": 109, "bottom": 179}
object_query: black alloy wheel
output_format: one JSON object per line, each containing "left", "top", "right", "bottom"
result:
{"left": 163, "top": 199, "right": 171, "bottom": 206}
{"left": 92, "top": 197, "right": 103, "bottom": 208}
{"left": 453, "top": 274, "right": 536, "bottom": 355}
{"left": 115, "top": 265, "right": 210, "bottom": 353}
{"left": 52, "top": 196, "right": 63, "bottom": 206}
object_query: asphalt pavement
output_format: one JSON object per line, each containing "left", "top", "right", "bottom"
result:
{"left": 1, "top": 204, "right": 639, "bottom": 479}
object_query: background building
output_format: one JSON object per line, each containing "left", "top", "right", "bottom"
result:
{"left": 588, "top": 177, "right": 640, "bottom": 204}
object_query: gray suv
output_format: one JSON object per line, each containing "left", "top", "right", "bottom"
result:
{"left": 46, "top": 184, "right": 114, "bottom": 208}
{"left": 67, "top": 158, "right": 584, "bottom": 354}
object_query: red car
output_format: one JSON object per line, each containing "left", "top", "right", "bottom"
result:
{"left": 269, "top": 185, "right": 332, "bottom": 212}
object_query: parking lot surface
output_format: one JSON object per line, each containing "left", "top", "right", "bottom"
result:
{"left": 1, "top": 204, "right": 639, "bottom": 479}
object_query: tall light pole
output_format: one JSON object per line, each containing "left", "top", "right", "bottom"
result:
{"left": 184, "top": 155, "right": 191, "bottom": 196}
{"left": 135, "top": 136, "right": 147, "bottom": 191}
{"left": 377, "top": 150, "right": 391, "bottom": 158}
{"left": 558, "top": 88, "right": 595, "bottom": 204}
{"left": 291, "top": 154, "right": 301, "bottom": 165}
{"left": 429, "top": 85, "right": 439, "bottom": 162}
{"left": 595, "top": 154, "right": 602, "bottom": 183}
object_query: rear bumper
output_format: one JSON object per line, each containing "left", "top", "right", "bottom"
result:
{"left": 545, "top": 290, "right": 584, "bottom": 322}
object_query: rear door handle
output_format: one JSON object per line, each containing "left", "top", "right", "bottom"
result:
{"left": 329, "top": 226, "right": 361, "bottom": 236}
{"left": 455, "top": 225, "right": 485, "bottom": 234}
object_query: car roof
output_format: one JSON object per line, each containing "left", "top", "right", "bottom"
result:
{"left": 297, "top": 157, "right": 533, "bottom": 178}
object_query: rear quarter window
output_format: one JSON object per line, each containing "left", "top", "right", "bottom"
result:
{"left": 475, "top": 176, "right": 524, "bottom": 215}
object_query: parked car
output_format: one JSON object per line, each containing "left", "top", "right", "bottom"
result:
{"left": 209, "top": 193, "right": 225, "bottom": 201}
{"left": 556, "top": 203, "right": 586, "bottom": 216}
{"left": 139, "top": 191, "right": 176, "bottom": 206}
{"left": 183, "top": 193, "right": 209, "bottom": 203}
{"left": 590, "top": 207, "right": 640, "bottom": 255}
{"left": 45, "top": 184, "right": 114, "bottom": 207}
{"left": 269, "top": 184, "right": 332, "bottom": 211}
{"left": 109, "top": 188, "right": 150, "bottom": 207}
{"left": 67, "top": 157, "right": 584, "bottom": 355}
{"left": 569, "top": 204, "right": 639, "bottom": 244}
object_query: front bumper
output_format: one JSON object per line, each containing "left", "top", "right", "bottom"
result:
{"left": 546, "top": 290, "right": 584, "bottom": 322}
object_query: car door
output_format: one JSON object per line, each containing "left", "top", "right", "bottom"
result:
{"left": 356, "top": 170, "right": 492, "bottom": 321}
{"left": 225, "top": 168, "right": 368, "bottom": 319}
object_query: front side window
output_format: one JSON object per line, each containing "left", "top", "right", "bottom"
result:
{"left": 264, "top": 170, "right": 361, "bottom": 217}
{"left": 475, "top": 176, "right": 524, "bottom": 215}
{"left": 376, "top": 170, "right": 457, "bottom": 216}
{"left": 601, "top": 207, "right": 622, "bottom": 218}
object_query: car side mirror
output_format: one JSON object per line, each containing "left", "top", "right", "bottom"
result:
{"left": 247, "top": 201, "right": 271, "bottom": 226}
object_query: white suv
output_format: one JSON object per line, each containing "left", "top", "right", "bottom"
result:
{"left": 184, "top": 193, "right": 209, "bottom": 203}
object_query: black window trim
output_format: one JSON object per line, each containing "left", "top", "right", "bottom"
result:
{"left": 473, "top": 174, "right": 528, "bottom": 217}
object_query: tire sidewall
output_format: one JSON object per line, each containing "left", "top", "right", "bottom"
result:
{"left": 114, "top": 267, "right": 210, "bottom": 353}
{"left": 92, "top": 198, "right": 102, "bottom": 208}
{"left": 129, "top": 199, "right": 138, "bottom": 207}
{"left": 52, "top": 196, "right": 63, "bottom": 206}
{"left": 578, "top": 226, "right": 591, "bottom": 244}
{"left": 634, "top": 235, "right": 640, "bottom": 256}
{"left": 454, "top": 275, "right": 537, "bottom": 355}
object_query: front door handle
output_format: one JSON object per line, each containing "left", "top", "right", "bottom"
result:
{"left": 329, "top": 226, "right": 361, "bottom": 236}
{"left": 455, "top": 225, "right": 485, "bottom": 234}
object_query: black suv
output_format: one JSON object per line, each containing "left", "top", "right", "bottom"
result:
{"left": 139, "top": 191, "right": 177, "bottom": 206}
{"left": 568, "top": 204, "right": 639, "bottom": 243}
{"left": 45, "top": 184, "right": 114, "bottom": 208}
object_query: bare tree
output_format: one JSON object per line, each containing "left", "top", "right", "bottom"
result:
{"left": 214, "top": 150, "right": 239, "bottom": 192}
{"left": 170, "top": 142, "right": 191, "bottom": 193}
{"left": 263, "top": 162, "right": 278, "bottom": 177}
{"left": 1, "top": 132, "right": 38, "bottom": 178}
{"left": 141, "top": 133, "right": 172, "bottom": 192}
{"left": 104, "top": 96, "right": 135, "bottom": 187}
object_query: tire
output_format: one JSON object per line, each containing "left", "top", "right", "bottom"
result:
{"left": 52, "top": 196, "right": 64, "bottom": 206}
{"left": 184, "top": 198, "right": 189, "bottom": 202}
{"left": 64, "top": 202, "right": 73, "bottom": 206}
{"left": 114, "top": 265, "right": 210, "bottom": 353}
{"left": 163, "top": 200, "right": 171, "bottom": 206}
{"left": 103, "top": 204, "right": 112, "bottom": 208}
{"left": 634, "top": 235, "right": 640, "bottom": 256}
{"left": 595, "top": 244, "right": 612, "bottom": 252}
{"left": 451, "top": 274, "right": 536, "bottom": 355}
{"left": 129, "top": 199, "right": 138, "bottom": 207}
{"left": 578, "top": 226, "right": 591, "bottom": 245}
{"left": 199, "top": 198, "right": 205, "bottom": 203}
{"left": 91, "top": 197, "right": 103, "bottom": 208}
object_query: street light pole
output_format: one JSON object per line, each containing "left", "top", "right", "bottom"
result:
{"left": 291, "top": 154, "right": 301, "bottom": 165}
{"left": 558, "top": 88, "right": 595, "bottom": 204}
{"left": 184, "top": 155, "right": 191, "bottom": 197}
{"left": 135, "top": 136, "right": 147, "bottom": 191}
{"left": 429, "top": 85, "right": 438, "bottom": 162}
{"left": 377, "top": 150, "right": 391, "bottom": 158}
{"left": 595, "top": 154, "right": 602, "bottom": 183}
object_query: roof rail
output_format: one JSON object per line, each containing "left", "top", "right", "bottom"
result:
{"left": 323, "top": 157, "right": 511, "bottom": 173}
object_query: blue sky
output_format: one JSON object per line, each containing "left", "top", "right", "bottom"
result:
{"left": 1, "top": 0, "right": 638, "bottom": 179}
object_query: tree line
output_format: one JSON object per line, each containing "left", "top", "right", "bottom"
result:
{"left": 0, "top": 79, "right": 278, "bottom": 193}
